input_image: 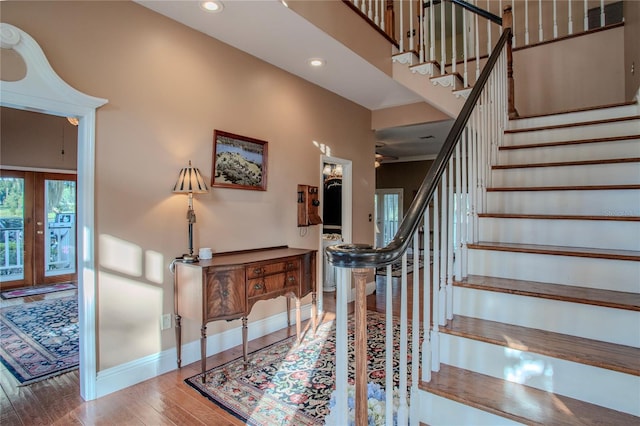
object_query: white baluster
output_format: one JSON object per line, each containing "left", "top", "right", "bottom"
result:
{"left": 452, "top": 2, "right": 457, "bottom": 73}
{"left": 463, "top": 5, "right": 468, "bottom": 87}
{"left": 439, "top": 174, "right": 447, "bottom": 326}
{"left": 374, "top": 0, "right": 379, "bottom": 27}
{"left": 600, "top": 0, "right": 605, "bottom": 27}
{"left": 455, "top": 142, "right": 462, "bottom": 281}
{"left": 460, "top": 128, "right": 468, "bottom": 278}
{"left": 512, "top": 0, "right": 516, "bottom": 48}
{"left": 440, "top": 0, "right": 446, "bottom": 74}
{"left": 368, "top": 0, "right": 373, "bottom": 20}
{"left": 380, "top": 0, "right": 386, "bottom": 31}
{"left": 334, "top": 267, "right": 349, "bottom": 425}
{"left": 446, "top": 161, "right": 454, "bottom": 320}
{"left": 538, "top": 0, "right": 544, "bottom": 42}
{"left": 430, "top": 0, "right": 435, "bottom": 62}
{"left": 553, "top": 0, "right": 558, "bottom": 38}
{"left": 486, "top": 0, "right": 491, "bottom": 55}
{"left": 411, "top": 232, "right": 420, "bottom": 394}
{"left": 474, "top": 1, "right": 480, "bottom": 80}
{"left": 421, "top": 209, "right": 432, "bottom": 381}
{"left": 385, "top": 265, "right": 393, "bottom": 426}
{"left": 524, "top": 0, "right": 530, "bottom": 45}
{"left": 568, "top": 0, "right": 573, "bottom": 35}
{"left": 409, "top": 0, "right": 414, "bottom": 52}
{"left": 431, "top": 188, "right": 441, "bottom": 371}
{"left": 397, "top": 253, "right": 409, "bottom": 425}
{"left": 584, "top": 0, "right": 589, "bottom": 31}
{"left": 361, "top": 0, "right": 366, "bottom": 13}
{"left": 399, "top": 0, "right": 404, "bottom": 52}
{"left": 419, "top": 0, "right": 425, "bottom": 62}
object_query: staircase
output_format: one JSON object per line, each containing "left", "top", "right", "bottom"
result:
{"left": 417, "top": 102, "right": 640, "bottom": 424}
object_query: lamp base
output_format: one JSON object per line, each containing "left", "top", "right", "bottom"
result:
{"left": 181, "top": 254, "right": 198, "bottom": 263}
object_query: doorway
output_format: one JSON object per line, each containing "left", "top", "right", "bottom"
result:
{"left": 0, "top": 170, "right": 77, "bottom": 289}
{"left": 374, "top": 188, "right": 403, "bottom": 248}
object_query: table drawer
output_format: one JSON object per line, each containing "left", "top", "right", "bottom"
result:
{"left": 246, "top": 259, "right": 299, "bottom": 279}
{"left": 247, "top": 272, "right": 300, "bottom": 298}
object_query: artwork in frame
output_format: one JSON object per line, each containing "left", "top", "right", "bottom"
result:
{"left": 212, "top": 130, "right": 268, "bottom": 191}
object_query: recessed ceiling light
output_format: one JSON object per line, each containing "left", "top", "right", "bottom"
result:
{"left": 200, "top": 1, "right": 223, "bottom": 13}
{"left": 308, "top": 58, "right": 325, "bottom": 67}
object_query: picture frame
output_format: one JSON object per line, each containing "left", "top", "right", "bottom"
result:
{"left": 212, "top": 130, "right": 268, "bottom": 191}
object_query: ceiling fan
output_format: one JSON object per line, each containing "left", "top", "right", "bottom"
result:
{"left": 375, "top": 143, "right": 398, "bottom": 168}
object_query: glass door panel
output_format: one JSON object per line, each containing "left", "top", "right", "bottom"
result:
{"left": 44, "top": 178, "right": 76, "bottom": 278}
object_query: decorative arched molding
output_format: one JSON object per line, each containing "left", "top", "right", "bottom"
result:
{"left": 1, "top": 22, "right": 107, "bottom": 401}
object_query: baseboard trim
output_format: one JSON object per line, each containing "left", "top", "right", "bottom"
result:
{"left": 95, "top": 302, "right": 313, "bottom": 399}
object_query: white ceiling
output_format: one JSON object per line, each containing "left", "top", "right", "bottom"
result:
{"left": 136, "top": 0, "right": 452, "bottom": 160}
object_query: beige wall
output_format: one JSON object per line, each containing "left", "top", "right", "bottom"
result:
{"left": 624, "top": 0, "right": 640, "bottom": 100}
{"left": 1, "top": 1, "right": 375, "bottom": 370}
{"left": 376, "top": 160, "right": 434, "bottom": 214}
{"left": 1, "top": 107, "right": 78, "bottom": 171}
{"left": 513, "top": 25, "right": 625, "bottom": 116}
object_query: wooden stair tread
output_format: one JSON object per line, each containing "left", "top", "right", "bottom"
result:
{"left": 499, "top": 134, "right": 639, "bottom": 150}
{"left": 443, "top": 315, "right": 640, "bottom": 375}
{"left": 510, "top": 100, "right": 637, "bottom": 120}
{"left": 493, "top": 157, "right": 640, "bottom": 169}
{"left": 467, "top": 241, "right": 640, "bottom": 261}
{"left": 456, "top": 274, "right": 640, "bottom": 312}
{"left": 487, "top": 184, "right": 640, "bottom": 191}
{"left": 505, "top": 115, "right": 640, "bottom": 133}
{"left": 419, "top": 364, "right": 640, "bottom": 425}
{"left": 478, "top": 213, "right": 640, "bottom": 222}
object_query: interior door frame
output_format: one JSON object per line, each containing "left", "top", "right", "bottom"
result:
{"left": 375, "top": 188, "right": 404, "bottom": 248}
{"left": 1, "top": 23, "right": 107, "bottom": 401}
{"left": 318, "top": 155, "right": 352, "bottom": 314}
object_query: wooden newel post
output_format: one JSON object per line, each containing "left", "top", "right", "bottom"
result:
{"left": 503, "top": 5, "right": 519, "bottom": 118}
{"left": 353, "top": 268, "right": 370, "bottom": 426}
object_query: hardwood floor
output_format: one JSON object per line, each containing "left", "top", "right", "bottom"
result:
{"left": 0, "top": 276, "right": 399, "bottom": 426}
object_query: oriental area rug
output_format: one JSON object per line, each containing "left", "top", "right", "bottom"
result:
{"left": 0, "top": 296, "right": 79, "bottom": 385}
{"left": 185, "top": 311, "right": 412, "bottom": 426}
{"left": 0, "top": 282, "right": 77, "bottom": 300}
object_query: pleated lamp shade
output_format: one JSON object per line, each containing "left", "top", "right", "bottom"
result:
{"left": 173, "top": 161, "right": 208, "bottom": 194}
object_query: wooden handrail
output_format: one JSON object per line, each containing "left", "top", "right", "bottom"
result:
{"left": 327, "top": 14, "right": 513, "bottom": 269}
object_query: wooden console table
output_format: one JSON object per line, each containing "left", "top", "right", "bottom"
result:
{"left": 174, "top": 246, "right": 317, "bottom": 373}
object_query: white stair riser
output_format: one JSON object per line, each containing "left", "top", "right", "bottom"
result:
{"left": 492, "top": 162, "right": 640, "bottom": 187}
{"left": 416, "top": 390, "right": 524, "bottom": 426}
{"left": 504, "top": 120, "right": 640, "bottom": 146}
{"left": 508, "top": 106, "right": 639, "bottom": 130}
{"left": 478, "top": 217, "right": 640, "bottom": 251}
{"left": 439, "top": 334, "right": 640, "bottom": 416}
{"left": 486, "top": 189, "right": 640, "bottom": 216}
{"left": 467, "top": 249, "right": 640, "bottom": 292}
{"left": 453, "top": 286, "right": 640, "bottom": 347}
{"left": 498, "top": 139, "right": 640, "bottom": 165}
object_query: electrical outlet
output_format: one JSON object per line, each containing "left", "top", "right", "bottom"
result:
{"left": 161, "top": 314, "right": 172, "bottom": 330}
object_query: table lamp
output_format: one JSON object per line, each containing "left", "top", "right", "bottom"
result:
{"left": 173, "top": 160, "right": 208, "bottom": 262}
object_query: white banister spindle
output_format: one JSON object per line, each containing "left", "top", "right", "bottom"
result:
{"left": 422, "top": 209, "right": 432, "bottom": 381}
{"left": 430, "top": 0, "right": 435, "bottom": 62}
{"left": 333, "top": 267, "right": 349, "bottom": 425}
{"left": 512, "top": 1, "right": 516, "bottom": 47}
{"left": 446, "top": 161, "right": 454, "bottom": 320}
{"left": 399, "top": 0, "right": 404, "bottom": 52}
{"left": 411, "top": 232, "right": 420, "bottom": 395}
{"left": 470, "top": 111, "right": 479, "bottom": 243}
{"left": 463, "top": 5, "right": 468, "bottom": 86}
{"left": 524, "top": 0, "right": 530, "bottom": 45}
{"left": 380, "top": 0, "right": 386, "bottom": 31}
{"left": 409, "top": 0, "right": 414, "bottom": 52}
{"left": 452, "top": 2, "right": 457, "bottom": 74}
{"left": 538, "top": 0, "right": 544, "bottom": 42}
{"left": 368, "top": 0, "right": 373, "bottom": 20}
{"left": 397, "top": 253, "right": 409, "bottom": 425}
{"left": 419, "top": 0, "right": 425, "bottom": 62}
{"left": 474, "top": 3, "right": 480, "bottom": 79}
{"left": 439, "top": 174, "right": 447, "bottom": 326}
{"left": 455, "top": 142, "right": 462, "bottom": 281}
{"left": 374, "top": 0, "right": 379, "bottom": 26}
{"left": 486, "top": 0, "right": 492, "bottom": 55}
{"left": 553, "top": 0, "right": 558, "bottom": 38}
{"left": 584, "top": 0, "right": 589, "bottom": 31}
{"left": 461, "top": 128, "right": 469, "bottom": 277}
{"left": 600, "top": 0, "right": 605, "bottom": 27}
{"left": 384, "top": 265, "right": 393, "bottom": 426}
{"left": 568, "top": 0, "right": 574, "bottom": 34}
{"left": 440, "top": 0, "right": 446, "bottom": 74}
{"left": 431, "top": 188, "right": 441, "bottom": 371}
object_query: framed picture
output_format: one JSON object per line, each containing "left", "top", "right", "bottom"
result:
{"left": 212, "top": 130, "right": 268, "bottom": 191}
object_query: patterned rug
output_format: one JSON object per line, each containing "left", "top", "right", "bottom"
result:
{"left": 185, "top": 311, "right": 412, "bottom": 425}
{"left": 0, "top": 296, "right": 78, "bottom": 385}
{"left": 0, "top": 282, "right": 77, "bottom": 300}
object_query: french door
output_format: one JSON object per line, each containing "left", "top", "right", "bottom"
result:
{"left": 0, "top": 170, "right": 77, "bottom": 289}
{"left": 374, "top": 188, "right": 404, "bottom": 248}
